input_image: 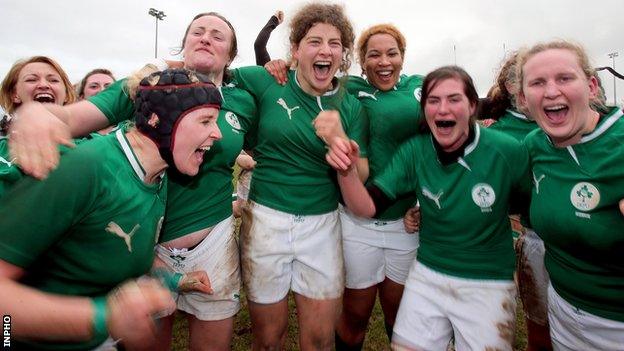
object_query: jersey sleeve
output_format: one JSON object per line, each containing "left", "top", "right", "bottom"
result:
{"left": 0, "top": 147, "right": 100, "bottom": 268}
{"left": 372, "top": 138, "right": 419, "bottom": 200}
{"left": 230, "top": 66, "right": 274, "bottom": 100}
{"left": 345, "top": 99, "right": 369, "bottom": 158}
{"left": 88, "top": 78, "right": 135, "bottom": 125}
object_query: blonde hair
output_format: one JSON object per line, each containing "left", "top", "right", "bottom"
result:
{"left": 516, "top": 40, "right": 605, "bottom": 111}
{"left": 0, "top": 56, "right": 76, "bottom": 114}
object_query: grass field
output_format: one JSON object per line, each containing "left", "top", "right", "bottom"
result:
{"left": 171, "top": 293, "right": 529, "bottom": 350}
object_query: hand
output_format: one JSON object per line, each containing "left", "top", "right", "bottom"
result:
{"left": 275, "top": 10, "right": 284, "bottom": 24}
{"left": 164, "top": 60, "right": 184, "bottom": 69}
{"left": 178, "top": 271, "right": 213, "bottom": 294}
{"left": 403, "top": 206, "right": 421, "bottom": 233}
{"left": 9, "top": 102, "right": 74, "bottom": 179}
{"left": 264, "top": 59, "right": 289, "bottom": 85}
{"left": 235, "top": 153, "right": 256, "bottom": 170}
{"left": 313, "top": 110, "right": 346, "bottom": 144}
{"left": 326, "top": 139, "right": 359, "bottom": 174}
{"left": 107, "top": 279, "right": 175, "bottom": 350}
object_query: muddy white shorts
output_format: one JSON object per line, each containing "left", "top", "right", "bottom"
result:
{"left": 392, "top": 262, "right": 517, "bottom": 351}
{"left": 240, "top": 201, "right": 344, "bottom": 304}
{"left": 548, "top": 284, "right": 624, "bottom": 351}
{"left": 339, "top": 207, "right": 418, "bottom": 289}
{"left": 156, "top": 216, "right": 241, "bottom": 321}
{"left": 516, "top": 228, "right": 550, "bottom": 325}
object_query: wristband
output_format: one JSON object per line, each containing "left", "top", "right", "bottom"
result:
{"left": 91, "top": 297, "right": 108, "bottom": 337}
{"left": 152, "top": 268, "right": 183, "bottom": 292}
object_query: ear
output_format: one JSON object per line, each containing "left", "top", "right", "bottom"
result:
{"left": 517, "top": 89, "right": 528, "bottom": 110}
{"left": 587, "top": 74, "right": 599, "bottom": 100}
{"left": 290, "top": 44, "right": 300, "bottom": 62}
{"left": 469, "top": 102, "right": 477, "bottom": 116}
{"left": 12, "top": 95, "right": 21, "bottom": 104}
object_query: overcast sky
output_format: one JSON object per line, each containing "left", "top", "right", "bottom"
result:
{"left": 1, "top": 0, "right": 622, "bottom": 104}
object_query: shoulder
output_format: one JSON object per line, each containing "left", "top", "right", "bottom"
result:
{"left": 345, "top": 75, "right": 370, "bottom": 94}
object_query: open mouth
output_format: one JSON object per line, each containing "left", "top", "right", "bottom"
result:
{"left": 313, "top": 61, "right": 332, "bottom": 77}
{"left": 375, "top": 70, "right": 393, "bottom": 79}
{"left": 33, "top": 93, "right": 55, "bottom": 103}
{"left": 435, "top": 120, "right": 456, "bottom": 128}
{"left": 543, "top": 104, "right": 568, "bottom": 123}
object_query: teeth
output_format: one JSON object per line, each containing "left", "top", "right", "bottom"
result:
{"left": 544, "top": 105, "right": 566, "bottom": 111}
{"left": 314, "top": 62, "right": 331, "bottom": 67}
{"left": 198, "top": 146, "right": 211, "bottom": 151}
{"left": 34, "top": 93, "right": 55, "bottom": 103}
{"left": 377, "top": 70, "right": 392, "bottom": 77}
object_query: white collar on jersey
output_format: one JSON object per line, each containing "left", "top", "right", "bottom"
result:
{"left": 457, "top": 123, "right": 480, "bottom": 171}
{"left": 115, "top": 129, "right": 147, "bottom": 182}
{"left": 506, "top": 109, "right": 530, "bottom": 121}
{"left": 293, "top": 69, "right": 340, "bottom": 96}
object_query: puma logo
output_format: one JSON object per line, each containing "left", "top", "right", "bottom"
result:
{"left": 533, "top": 172, "right": 545, "bottom": 194}
{"left": 422, "top": 188, "right": 443, "bottom": 209}
{"left": 105, "top": 222, "right": 140, "bottom": 252}
{"left": 357, "top": 91, "right": 377, "bottom": 100}
{"left": 277, "top": 98, "right": 300, "bottom": 120}
{"left": 0, "top": 156, "right": 15, "bottom": 167}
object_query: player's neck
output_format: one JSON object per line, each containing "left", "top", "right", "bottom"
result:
{"left": 125, "top": 128, "right": 167, "bottom": 184}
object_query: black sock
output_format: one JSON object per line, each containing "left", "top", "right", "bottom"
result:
{"left": 385, "top": 322, "right": 393, "bottom": 342}
{"left": 335, "top": 332, "right": 363, "bottom": 351}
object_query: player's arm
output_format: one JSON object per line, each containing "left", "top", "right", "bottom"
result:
{"left": 9, "top": 100, "right": 109, "bottom": 179}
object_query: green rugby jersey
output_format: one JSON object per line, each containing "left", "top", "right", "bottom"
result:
{"left": 489, "top": 109, "right": 539, "bottom": 142}
{"left": 0, "top": 130, "right": 166, "bottom": 350}
{"left": 232, "top": 67, "right": 368, "bottom": 215}
{"left": 0, "top": 137, "right": 21, "bottom": 198}
{"left": 374, "top": 125, "right": 530, "bottom": 279}
{"left": 489, "top": 109, "right": 539, "bottom": 229}
{"left": 526, "top": 107, "right": 624, "bottom": 322}
{"left": 89, "top": 77, "right": 258, "bottom": 241}
{"left": 347, "top": 74, "right": 424, "bottom": 220}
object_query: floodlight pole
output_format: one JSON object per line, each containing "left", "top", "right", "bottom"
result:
{"left": 149, "top": 8, "right": 166, "bottom": 58}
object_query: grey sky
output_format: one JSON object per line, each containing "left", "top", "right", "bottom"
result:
{"left": 1, "top": 0, "right": 622, "bottom": 103}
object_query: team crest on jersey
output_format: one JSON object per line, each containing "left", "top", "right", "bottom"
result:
{"left": 570, "top": 182, "right": 600, "bottom": 214}
{"left": 471, "top": 183, "right": 496, "bottom": 212}
{"left": 414, "top": 87, "right": 422, "bottom": 102}
{"left": 225, "top": 112, "right": 241, "bottom": 133}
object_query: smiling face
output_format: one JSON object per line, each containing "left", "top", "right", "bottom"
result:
{"left": 363, "top": 33, "right": 403, "bottom": 91}
{"left": 82, "top": 73, "right": 114, "bottom": 99}
{"left": 519, "top": 48, "right": 598, "bottom": 146}
{"left": 424, "top": 78, "right": 475, "bottom": 152}
{"left": 13, "top": 62, "right": 67, "bottom": 106}
{"left": 182, "top": 15, "right": 233, "bottom": 83}
{"left": 171, "top": 106, "right": 222, "bottom": 176}
{"left": 291, "top": 22, "right": 343, "bottom": 96}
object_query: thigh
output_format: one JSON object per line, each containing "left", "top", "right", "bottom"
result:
{"left": 240, "top": 202, "right": 293, "bottom": 304}
{"left": 343, "top": 237, "right": 385, "bottom": 289}
{"left": 379, "top": 277, "right": 406, "bottom": 325}
{"left": 248, "top": 298, "right": 289, "bottom": 350}
{"left": 295, "top": 293, "right": 341, "bottom": 351}
{"left": 384, "top": 246, "right": 417, "bottom": 286}
{"left": 188, "top": 315, "right": 234, "bottom": 351}
{"left": 517, "top": 228, "right": 550, "bottom": 326}
{"left": 340, "top": 286, "right": 378, "bottom": 328}
{"left": 392, "top": 263, "right": 453, "bottom": 351}
{"left": 448, "top": 279, "right": 517, "bottom": 351}
{"left": 291, "top": 210, "right": 344, "bottom": 300}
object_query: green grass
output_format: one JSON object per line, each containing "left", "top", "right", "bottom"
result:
{"left": 171, "top": 294, "right": 529, "bottom": 350}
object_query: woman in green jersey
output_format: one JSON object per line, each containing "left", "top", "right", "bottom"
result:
{"left": 0, "top": 56, "right": 76, "bottom": 195}
{"left": 326, "top": 66, "right": 530, "bottom": 351}
{"left": 0, "top": 68, "right": 222, "bottom": 350}
{"left": 7, "top": 12, "right": 257, "bottom": 350}
{"left": 517, "top": 40, "right": 624, "bottom": 351}
{"left": 231, "top": 3, "right": 368, "bottom": 349}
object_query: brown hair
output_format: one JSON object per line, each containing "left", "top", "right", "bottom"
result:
{"left": 483, "top": 52, "right": 520, "bottom": 120}
{"left": 516, "top": 40, "right": 605, "bottom": 111}
{"left": 174, "top": 12, "right": 238, "bottom": 81}
{"left": 0, "top": 56, "right": 76, "bottom": 114}
{"left": 356, "top": 23, "right": 406, "bottom": 69}
{"left": 289, "top": 3, "right": 355, "bottom": 73}
{"left": 77, "top": 68, "right": 115, "bottom": 98}
{"left": 419, "top": 66, "right": 479, "bottom": 132}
